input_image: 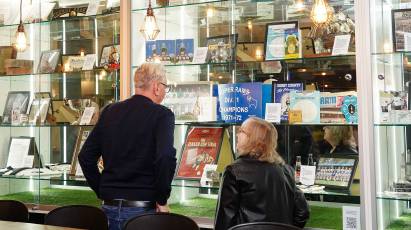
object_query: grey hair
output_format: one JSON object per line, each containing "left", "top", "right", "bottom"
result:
{"left": 134, "top": 63, "right": 166, "bottom": 90}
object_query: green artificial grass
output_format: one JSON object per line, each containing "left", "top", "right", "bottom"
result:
{"left": 386, "top": 213, "right": 411, "bottom": 230}
{"left": 13, "top": 189, "right": 411, "bottom": 229}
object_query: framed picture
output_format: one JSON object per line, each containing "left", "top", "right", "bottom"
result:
{"left": 236, "top": 42, "right": 265, "bottom": 62}
{"left": 70, "top": 126, "right": 93, "bottom": 175}
{"left": 206, "top": 34, "right": 238, "bottom": 63}
{"left": 6, "top": 136, "right": 41, "bottom": 168}
{"left": 0, "top": 46, "right": 17, "bottom": 74}
{"left": 176, "top": 126, "right": 224, "bottom": 180}
{"left": 100, "top": 44, "right": 120, "bottom": 69}
{"left": 28, "top": 98, "right": 51, "bottom": 124}
{"left": 62, "top": 55, "right": 86, "bottom": 72}
{"left": 51, "top": 100, "right": 78, "bottom": 124}
{"left": 392, "top": 9, "right": 411, "bottom": 52}
{"left": 264, "top": 21, "right": 300, "bottom": 60}
{"left": 300, "top": 27, "right": 315, "bottom": 57}
{"left": 175, "top": 39, "right": 194, "bottom": 63}
{"left": 37, "top": 50, "right": 60, "bottom": 73}
{"left": 2, "top": 91, "right": 30, "bottom": 124}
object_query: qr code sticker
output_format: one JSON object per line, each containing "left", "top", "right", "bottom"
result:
{"left": 345, "top": 217, "right": 357, "bottom": 229}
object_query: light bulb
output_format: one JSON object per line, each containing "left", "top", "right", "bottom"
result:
{"left": 311, "top": 0, "right": 329, "bottom": 24}
{"left": 140, "top": 2, "right": 160, "bottom": 41}
{"left": 247, "top": 20, "right": 253, "bottom": 30}
{"left": 15, "top": 31, "right": 27, "bottom": 51}
{"left": 207, "top": 8, "right": 214, "bottom": 18}
{"left": 295, "top": 0, "right": 305, "bottom": 11}
{"left": 255, "top": 49, "right": 262, "bottom": 60}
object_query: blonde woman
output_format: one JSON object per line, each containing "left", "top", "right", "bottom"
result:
{"left": 323, "top": 126, "right": 358, "bottom": 155}
{"left": 214, "top": 117, "right": 309, "bottom": 230}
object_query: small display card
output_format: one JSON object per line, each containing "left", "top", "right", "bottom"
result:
{"left": 86, "top": 0, "right": 100, "bottom": 16}
{"left": 79, "top": 107, "right": 95, "bottom": 125}
{"left": 300, "top": 165, "right": 316, "bottom": 186}
{"left": 265, "top": 103, "right": 281, "bottom": 123}
{"left": 332, "top": 34, "right": 351, "bottom": 55}
{"left": 82, "top": 54, "right": 96, "bottom": 70}
{"left": 192, "top": 47, "right": 208, "bottom": 64}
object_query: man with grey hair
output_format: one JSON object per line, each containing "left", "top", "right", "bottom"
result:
{"left": 79, "top": 63, "right": 176, "bottom": 230}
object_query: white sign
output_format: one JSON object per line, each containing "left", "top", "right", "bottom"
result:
{"left": 200, "top": 164, "right": 218, "bottom": 187}
{"left": 7, "top": 138, "right": 31, "bottom": 168}
{"left": 23, "top": 155, "right": 34, "bottom": 168}
{"left": 343, "top": 206, "right": 361, "bottom": 230}
{"left": 80, "top": 107, "right": 95, "bottom": 125}
{"left": 300, "top": 165, "right": 316, "bottom": 186}
{"left": 86, "top": 0, "right": 100, "bottom": 16}
{"left": 332, "top": 35, "right": 351, "bottom": 55}
{"left": 192, "top": 47, "right": 208, "bottom": 64}
{"left": 82, "top": 54, "right": 97, "bottom": 70}
{"left": 265, "top": 103, "right": 281, "bottom": 123}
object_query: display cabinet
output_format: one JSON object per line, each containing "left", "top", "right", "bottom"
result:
{"left": 0, "top": 0, "right": 120, "bottom": 211}
{"left": 131, "top": 0, "right": 358, "bottom": 229}
{"left": 360, "top": 0, "right": 411, "bottom": 229}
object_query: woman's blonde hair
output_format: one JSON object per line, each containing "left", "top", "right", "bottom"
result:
{"left": 237, "top": 117, "right": 284, "bottom": 165}
{"left": 326, "top": 126, "right": 357, "bottom": 148}
{"left": 134, "top": 63, "right": 166, "bottom": 90}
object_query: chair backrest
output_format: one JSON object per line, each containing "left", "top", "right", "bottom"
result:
{"left": 124, "top": 212, "right": 199, "bottom": 230}
{"left": 0, "top": 200, "right": 28, "bottom": 222}
{"left": 44, "top": 205, "right": 108, "bottom": 230}
{"left": 228, "top": 222, "right": 302, "bottom": 230}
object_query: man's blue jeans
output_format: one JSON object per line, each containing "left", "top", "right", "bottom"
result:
{"left": 102, "top": 204, "right": 156, "bottom": 230}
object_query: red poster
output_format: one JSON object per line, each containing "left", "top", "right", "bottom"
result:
{"left": 176, "top": 127, "right": 224, "bottom": 179}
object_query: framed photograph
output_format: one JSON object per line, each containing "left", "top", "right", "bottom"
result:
{"left": 264, "top": 21, "right": 300, "bottom": 60}
{"left": 156, "top": 40, "right": 176, "bottom": 63}
{"left": 62, "top": 55, "right": 86, "bottom": 72}
{"left": 206, "top": 34, "right": 238, "bottom": 63}
{"left": 100, "top": 44, "right": 120, "bottom": 69}
{"left": 175, "top": 39, "right": 194, "bottom": 63}
{"left": 70, "top": 126, "right": 93, "bottom": 175}
{"left": 28, "top": 98, "right": 51, "bottom": 124}
{"left": 176, "top": 126, "right": 224, "bottom": 180}
{"left": 2, "top": 91, "right": 30, "bottom": 124}
{"left": 0, "top": 46, "right": 17, "bottom": 74}
{"left": 314, "top": 155, "right": 358, "bottom": 190}
{"left": 6, "top": 136, "right": 41, "bottom": 168}
{"left": 38, "top": 50, "right": 60, "bottom": 73}
{"left": 392, "top": 9, "right": 411, "bottom": 52}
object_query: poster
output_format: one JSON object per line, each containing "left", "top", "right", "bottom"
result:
{"left": 145, "top": 40, "right": 158, "bottom": 62}
{"left": 156, "top": 40, "right": 176, "bottom": 63}
{"left": 176, "top": 127, "right": 223, "bottom": 179}
{"left": 207, "top": 34, "right": 237, "bottom": 63}
{"left": 265, "top": 21, "right": 300, "bottom": 60}
{"left": 341, "top": 95, "right": 358, "bottom": 124}
{"left": 217, "top": 83, "right": 263, "bottom": 122}
{"left": 175, "top": 39, "right": 194, "bottom": 63}
{"left": 290, "top": 91, "right": 321, "bottom": 123}
{"left": 272, "top": 82, "right": 303, "bottom": 121}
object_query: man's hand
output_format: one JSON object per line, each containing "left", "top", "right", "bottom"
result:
{"left": 156, "top": 203, "right": 170, "bottom": 213}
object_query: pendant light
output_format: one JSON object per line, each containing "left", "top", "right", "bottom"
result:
{"left": 310, "top": 0, "right": 332, "bottom": 25}
{"left": 140, "top": 0, "right": 160, "bottom": 41}
{"left": 14, "top": 0, "right": 28, "bottom": 52}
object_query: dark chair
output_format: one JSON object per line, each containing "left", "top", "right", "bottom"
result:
{"left": 124, "top": 212, "right": 199, "bottom": 230}
{"left": 0, "top": 200, "right": 29, "bottom": 222}
{"left": 44, "top": 205, "right": 108, "bottom": 230}
{"left": 228, "top": 222, "right": 302, "bottom": 230}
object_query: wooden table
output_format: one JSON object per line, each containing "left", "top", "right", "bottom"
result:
{"left": 0, "top": 221, "right": 83, "bottom": 230}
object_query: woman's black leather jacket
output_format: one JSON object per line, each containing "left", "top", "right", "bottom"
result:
{"left": 214, "top": 156, "right": 310, "bottom": 230}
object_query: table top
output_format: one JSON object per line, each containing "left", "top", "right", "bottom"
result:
{"left": 0, "top": 221, "right": 83, "bottom": 230}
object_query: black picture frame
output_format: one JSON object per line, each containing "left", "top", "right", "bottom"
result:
{"left": 314, "top": 155, "right": 358, "bottom": 190}
{"left": 264, "top": 21, "right": 299, "bottom": 61}
{"left": 206, "top": 34, "right": 238, "bottom": 63}
{"left": 392, "top": 8, "right": 411, "bottom": 52}
{"left": 2, "top": 91, "right": 31, "bottom": 124}
{"left": 6, "top": 136, "right": 42, "bottom": 168}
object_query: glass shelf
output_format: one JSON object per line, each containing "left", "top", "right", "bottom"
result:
{"left": 377, "top": 192, "right": 411, "bottom": 201}
{"left": 0, "top": 69, "right": 119, "bottom": 80}
{"left": 374, "top": 124, "right": 411, "bottom": 127}
{"left": 132, "top": 0, "right": 354, "bottom": 11}
{"left": 0, "top": 11, "right": 119, "bottom": 29}
{"left": 132, "top": 0, "right": 230, "bottom": 11}
{"left": 133, "top": 55, "right": 356, "bottom": 69}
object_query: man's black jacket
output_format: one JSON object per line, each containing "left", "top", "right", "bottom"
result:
{"left": 215, "top": 156, "right": 310, "bottom": 230}
{"left": 79, "top": 95, "right": 176, "bottom": 205}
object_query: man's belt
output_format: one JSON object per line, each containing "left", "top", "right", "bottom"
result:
{"left": 103, "top": 199, "right": 155, "bottom": 208}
